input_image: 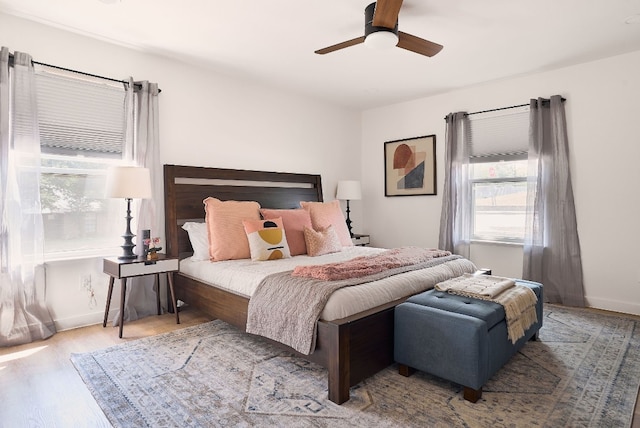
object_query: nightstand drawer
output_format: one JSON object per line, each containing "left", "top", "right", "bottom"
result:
{"left": 120, "top": 258, "right": 179, "bottom": 277}
{"left": 352, "top": 234, "right": 370, "bottom": 246}
{"left": 104, "top": 257, "right": 179, "bottom": 278}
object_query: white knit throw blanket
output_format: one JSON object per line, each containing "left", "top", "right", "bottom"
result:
{"left": 435, "top": 274, "right": 538, "bottom": 344}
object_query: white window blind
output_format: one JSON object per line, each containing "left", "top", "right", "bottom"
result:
{"left": 466, "top": 106, "right": 529, "bottom": 162}
{"left": 34, "top": 64, "right": 126, "bottom": 158}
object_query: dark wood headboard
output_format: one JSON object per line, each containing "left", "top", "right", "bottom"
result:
{"left": 164, "top": 164, "right": 323, "bottom": 258}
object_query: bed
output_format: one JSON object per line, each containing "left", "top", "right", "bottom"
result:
{"left": 163, "top": 164, "right": 476, "bottom": 404}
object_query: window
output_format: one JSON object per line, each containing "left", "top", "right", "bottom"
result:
{"left": 467, "top": 107, "right": 529, "bottom": 243}
{"left": 34, "top": 65, "right": 128, "bottom": 259}
{"left": 471, "top": 159, "right": 528, "bottom": 242}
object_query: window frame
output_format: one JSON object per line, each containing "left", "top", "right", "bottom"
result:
{"left": 33, "top": 65, "right": 129, "bottom": 261}
{"left": 466, "top": 107, "right": 530, "bottom": 245}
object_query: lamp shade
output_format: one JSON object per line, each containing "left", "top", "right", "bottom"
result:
{"left": 336, "top": 180, "right": 362, "bottom": 201}
{"left": 105, "top": 166, "right": 152, "bottom": 199}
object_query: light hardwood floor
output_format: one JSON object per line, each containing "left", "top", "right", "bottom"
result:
{"left": 1, "top": 307, "right": 638, "bottom": 427}
{"left": 0, "top": 307, "right": 215, "bottom": 427}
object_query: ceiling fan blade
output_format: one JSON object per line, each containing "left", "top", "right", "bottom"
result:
{"left": 372, "top": 0, "right": 403, "bottom": 28}
{"left": 397, "top": 31, "right": 443, "bottom": 57}
{"left": 315, "top": 36, "right": 366, "bottom": 55}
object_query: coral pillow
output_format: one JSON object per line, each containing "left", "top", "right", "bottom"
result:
{"left": 303, "top": 225, "right": 342, "bottom": 257}
{"left": 243, "top": 217, "right": 291, "bottom": 261}
{"left": 300, "top": 200, "right": 353, "bottom": 247}
{"left": 203, "top": 197, "right": 261, "bottom": 261}
{"left": 260, "top": 208, "right": 313, "bottom": 256}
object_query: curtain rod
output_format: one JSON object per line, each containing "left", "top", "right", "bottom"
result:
{"left": 444, "top": 97, "right": 566, "bottom": 120}
{"left": 7, "top": 52, "right": 161, "bottom": 93}
{"left": 466, "top": 103, "right": 529, "bottom": 116}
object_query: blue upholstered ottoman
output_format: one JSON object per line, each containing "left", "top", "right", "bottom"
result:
{"left": 394, "top": 279, "right": 543, "bottom": 402}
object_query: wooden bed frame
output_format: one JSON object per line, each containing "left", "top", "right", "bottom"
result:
{"left": 164, "top": 164, "right": 404, "bottom": 404}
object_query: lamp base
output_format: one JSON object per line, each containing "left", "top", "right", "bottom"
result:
{"left": 118, "top": 198, "right": 138, "bottom": 260}
{"left": 345, "top": 199, "right": 354, "bottom": 238}
{"left": 118, "top": 239, "right": 137, "bottom": 260}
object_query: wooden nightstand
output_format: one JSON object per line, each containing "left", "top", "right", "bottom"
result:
{"left": 102, "top": 254, "right": 180, "bottom": 338}
{"left": 352, "top": 234, "right": 370, "bottom": 246}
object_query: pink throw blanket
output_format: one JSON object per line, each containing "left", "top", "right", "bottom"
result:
{"left": 292, "top": 247, "right": 452, "bottom": 281}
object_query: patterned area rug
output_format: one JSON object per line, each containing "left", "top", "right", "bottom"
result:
{"left": 71, "top": 305, "right": 640, "bottom": 427}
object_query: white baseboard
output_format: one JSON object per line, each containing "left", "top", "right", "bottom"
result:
{"left": 585, "top": 296, "right": 640, "bottom": 317}
{"left": 53, "top": 309, "right": 117, "bottom": 332}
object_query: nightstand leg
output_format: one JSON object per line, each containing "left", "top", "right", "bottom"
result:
{"left": 155, "top": 273, "right": 161, "bottom": 316}
{"left": 167, "top": 272, "right": 179, "bottom": 324}
{"left": 103, "top": 277, "right": 115, "bottom": 328}
{"left": 119, "top": 278, "right": 127, "bottom": 339}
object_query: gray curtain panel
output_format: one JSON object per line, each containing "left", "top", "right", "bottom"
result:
{"left": 439, "top": 112, "right": 471, "bottom": 258}
{"left": 0, "top": 47, "right": 56, "bottom": 346}
{"left": 113, "top": 79, "right": 163, "bottom": 326}
{"left": 523, "top": 95, "right": 585, "bottom": 306}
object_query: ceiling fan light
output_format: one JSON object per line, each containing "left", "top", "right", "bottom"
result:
{"left": 364, "top": 31, "right": 399, "bottom": 50}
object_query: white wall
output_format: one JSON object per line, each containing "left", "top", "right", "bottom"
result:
{"left": 2, "top": 12, "right": 639, "bottom": 330}
{"left": 362, "top": 50, "right": 640, "bottom": 316}
{"left": 1, "top": 13, "right": 362, "bottom": 330}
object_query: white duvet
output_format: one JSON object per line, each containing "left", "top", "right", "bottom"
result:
{"left": 179, "top": 246, "right": 477, "bottom": 321}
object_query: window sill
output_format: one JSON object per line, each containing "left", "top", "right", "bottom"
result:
{"left": 470, "top": 239, "right": 523, "bottom": 247}
{"left": 44, "top": 249, "right": 120, "bottom": 263}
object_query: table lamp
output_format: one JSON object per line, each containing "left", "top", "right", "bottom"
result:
{"left": 336, "top": 180, "right": 362, "bottom": 238}
{"left": 105, "top": 166, "right": 152, "bottom": 259}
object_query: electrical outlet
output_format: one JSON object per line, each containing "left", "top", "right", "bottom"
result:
{"left": 79, "top": 274, "right": 97, "bottom": 309}
{"left": 80, "top": 274, "right": 92, "bottom": 291}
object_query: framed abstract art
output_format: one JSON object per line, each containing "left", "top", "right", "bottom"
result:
{"left": 384, "top": 135, "right": 436, "bottom": 196}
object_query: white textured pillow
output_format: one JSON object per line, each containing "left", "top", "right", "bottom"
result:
{"left": 181, "top": 222, "right": 209, "bottom": 261}
{"left": 303, "top": 225, "right": 342, "bottom": 257}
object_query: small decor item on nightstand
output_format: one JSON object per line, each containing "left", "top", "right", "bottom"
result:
{"left": 145, "top": 237, "right": 162, "bottom": 260}
{"left": 141, "top": 229, "right": 151, "bottom": 257}
{"left": 336, "top": 180, "right": 362, "bottom": 238}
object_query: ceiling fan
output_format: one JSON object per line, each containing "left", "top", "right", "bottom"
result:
{"left": 315, "top": 0, "right": 443, "bottom": 57}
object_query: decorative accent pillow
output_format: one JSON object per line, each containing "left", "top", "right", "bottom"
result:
{"left": 243, "top": 217, "right": 291, "bottom": 261}
{"left": 203, "top": 197, "right": 261, "bottom": 261}
{"left": 300, "top": 200, "right": 353, "bottom": 247}
{"left": 303, "top": 225, "right": 342, "bottom": 257}
{"left": 181, "top": 222, "right": 209, "bottom": 261}
{"left": 260, "top": 208, "right": 313, "bottom": 256}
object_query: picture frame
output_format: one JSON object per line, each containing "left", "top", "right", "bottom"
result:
{"left": 384, "top": 135, "right": 436, "bottom": 196}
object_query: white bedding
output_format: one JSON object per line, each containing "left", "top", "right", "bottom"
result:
{"left": 179, "top": 246, "right": 477, "bottom": 321}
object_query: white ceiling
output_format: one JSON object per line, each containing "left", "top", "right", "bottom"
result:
{"left": 2, "top": 0, "right": 640, "bottom": 109}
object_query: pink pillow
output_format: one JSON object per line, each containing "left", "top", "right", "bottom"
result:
{"left": 303, "top": 225, "right": 342, "bottom": 257}
{"left": 260, "top": 208, "right": 313, "bottom": 256}
{"left": 300, "top": 200, "right": 353, "bottom": 247}
{"left": 203, "top": 197, "right": 261, "bottom": 261}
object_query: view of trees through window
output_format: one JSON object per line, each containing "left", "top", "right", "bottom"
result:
{"left": 471, "top": 159, "right": 528, "bottom": 242}
{"left": 40, "top": 155, "right": 123, "bottom": 256}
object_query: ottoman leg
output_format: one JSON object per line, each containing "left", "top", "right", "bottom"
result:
{"left": 463, "top": 386, "right": 482, "bottom": 403}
